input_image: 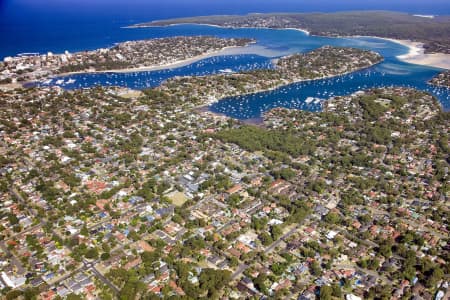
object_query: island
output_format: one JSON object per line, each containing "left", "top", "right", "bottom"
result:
{"left": 0, "top": 82, "right": 448, "bottom": 299}
{"left": 158, "top": 46, "right": 383, "bottom": 106}
{"left": 134, "top": 11, "right": 450, "bottom": 55}
{"left": 0, "top": 36, "right": 254, "bottom": 84}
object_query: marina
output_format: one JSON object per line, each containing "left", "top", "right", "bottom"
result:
{"left": 35, "top": 54, "right": 274, "bottom": 90}
{"left": 210, "top": 60, "right": 450, "bottom": 120}
{"left": 32, "top": 25, "right": 450, "bottom": 119}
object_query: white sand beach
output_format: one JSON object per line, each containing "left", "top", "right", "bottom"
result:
{"left": 107, "top": 46, "right": 246, "bottom": 73}
{"left": 61, "top": 26, "right": 450, "bottom": 78}
{"left": 284, "top": 27, "right": 310, "bottom": 35}
{"left": 384, "top": 38, "right": 450, "bottom": 70}
{"left": 58, "top": 45, "right": 251, "bottom": 76}
{"left": 131, "top": 23, "right": 448, "bottom": 70}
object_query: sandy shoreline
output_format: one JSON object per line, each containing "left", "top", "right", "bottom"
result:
{"left": 395, "top": 41, "right": 450, "bottom": 70}
{"left": 50, "top": 24, "right": 448, "bottom": 82}
{"left": 284, "top": 27, "right": 310, "bottom": 35}
{"left": 365, "top": 37, "right": 449, "bottom": 70}
{"left": 56, "top": 45, "right": 251, "bottom": 77}
{"left": 127, "top": 23, "right": 310, "bottom": 35}
{"left": 129, "top": 23, "right": 448, "bottom": 70}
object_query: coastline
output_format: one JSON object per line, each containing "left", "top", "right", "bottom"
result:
{"left": 128, "top": 22, "right": 310, "bottom": 35}
{"left": 284, "top": 27, "right": 310, "bottom": 35}
{"left": 55, "top": 35, "right": 447, "bottom": 79}
{"left": 196, "top": 60, "right": 383, "bottom": 122}
{"left": 55, "top": 45, "right": 252, "bottom": 77}
{"left": 16, "top": 24, "right": 448, "bottom": 89}
{"left": 375, "top": 37, "right": 450, "bottom": 70}
{"left": 194, "top": 58, "right": 383, "bottom": 110}
{"left": 125, "top": 23, "right": 226, "bottom": 29}
{"left": 341, "top": 35, "right": 450, "bottom": 70}
{"left": 128, "top": 22, "right": 448, "bottom": 69}
{"left": 398, "top": 50, "right": 450, "bottom": 71}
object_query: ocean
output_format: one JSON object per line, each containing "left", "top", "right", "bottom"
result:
{"left": 1, "top": 0, "right": 450, "bottom": 59}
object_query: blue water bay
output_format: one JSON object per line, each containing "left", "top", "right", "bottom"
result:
{"left": 210, "top": 61, "right": 450, "bottom": 120}
{"left": 2, "top": 0, "right": 450, "bottom": 59}
{"left": 37, "top": 54, "right": 274, "bottom": 90}
{"left": 32, "top": 25, "right": 449, "bottom": 119}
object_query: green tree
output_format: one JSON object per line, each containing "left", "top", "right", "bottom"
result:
{"left": 85, "top": 247, "right": 99, "bottom": 260}
{"left": 332, "top": 283, "right": 342, "bottom": 297}
{"left": 8, "top": 214, "right": 19, "bottom": 225}
{"left": 101, "top": 252, "right": 111, "bottom": 261}
{"left": 254, "top": 273, "right": 268, "bottom": 295}
{"left": 310, "top": 261, "right": 322, "bottom": 276}
{"left": 199, "top": 268, "right": 231, "bottom": 296}
{"left": 271, "top": 225, "right": 283, "bottom": 240}
{"left": 320, "top": 285, "right": 333, "bottom": 300}
{"left": 324, "top": 212, "right": 341, "bottom": 224}
{"left": 66, "top": 294, "right": 83, "bottom": 300}
{"left": 80, "top": 225, "right": 89, "bottom": 236}
{"left": 259, "top": 232, "right": 273, "bottom": 246}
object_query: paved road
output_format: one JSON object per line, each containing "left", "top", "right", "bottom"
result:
{"left": 335, "top": 263, "right": 388, "bottom": 284}
{"left": 231, "top": 224, "right": 302, "bottom": 280}
{"left": 7, "top": 223, "right": 42, "bottom": 240}
{"left": 342, "top": 231, "right": 378, "bottom": 248}
{"left": 3, "top": 187, "right": 37, "bottom": 276}
{"left": 10, "top": 187, "right": 36, "bottom": 219}
{"left": 47, "top": 265, "right": 86, "bottom": 286}
{"left": 231, "top": 263, "right": 249, "bottom": 281}
{"left": 246, "top": 202, "right": 263, "bottom": 214}
{"left": 7, "top": 158, "right": 121, "bottom": 293}
{"left": 84, "top": 259, "right": 119, "bottom": 294}
{"left": 0, "top": 241, "right": 26, "bottom": 275}
{"left": 265, "top": 225, "right": 300, "bottom": 254}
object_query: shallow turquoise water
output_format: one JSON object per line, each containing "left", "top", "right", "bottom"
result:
{"left": 36, "top": 25, "right": 449, "bottom": 118}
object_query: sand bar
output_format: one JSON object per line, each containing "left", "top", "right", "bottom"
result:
{"left": 57, "top": 26, "right": 449, "bottom": 79}
{"left": 129, "top": 23, "right": 448, "bottom": 70}
{"left": 381, "top": 38, "right": 450, "bottom": 70}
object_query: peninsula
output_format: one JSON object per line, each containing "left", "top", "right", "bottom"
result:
{"left": 0, "top": 36, "right": 254, "bottom": 84}
{"left": 134, "top": 12, "right": 450, "bottom": 54}
{"left": 133, "top": 11, "right": 450, "bottom": 69}
{"left": 429, "top": 70, "right": 450, "bottom": 88}
{"left": 158, "top": 46, "right": 383, "bottom": 106}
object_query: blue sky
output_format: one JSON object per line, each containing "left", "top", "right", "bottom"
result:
{"left": 1, "top": 0, "right": 449, "bottom": 26}
{"left": 2, "top": 0, "right": 450, "bottom": 13}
